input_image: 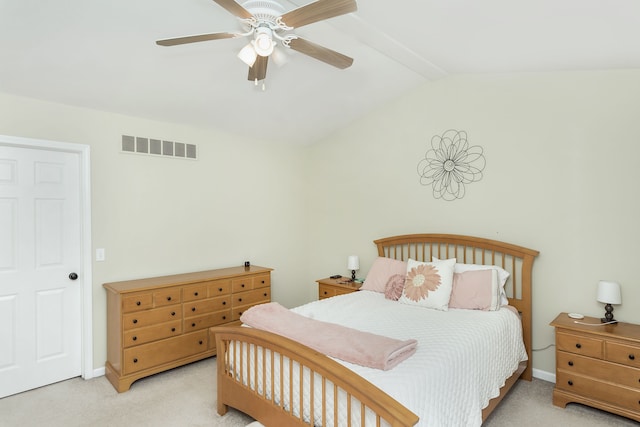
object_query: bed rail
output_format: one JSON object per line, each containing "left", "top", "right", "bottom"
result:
{"left": 213, "top": 326, "right": 419, "bottom": 427}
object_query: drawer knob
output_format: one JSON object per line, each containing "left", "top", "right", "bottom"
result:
{"left": 241, "top": 283, "right": 245, "bottom": 288}
{"left": 575, "top": 343, "right": 581, "bottom": 349}
{"left": 171, "top": 311, "right": 176, "bottom": 316}
{"left": 199, "top": 340, "right": 203, "bottom": 345}
{"left": 630, "top": 354, "right": 636, "bottom": 361}
{"left": 324, "top": 291, "right": 328, "bottom": 295}
{"left": 218, "top": 288, "right": 223, "bottom": 292}
{"left": 568, "top": 361, "right": 573, "bottom": 366}
{"left": 136, "top": 301, "right": 141, "bottom": 306}
{"left": 222, "top": 316, "right": 226, "bottom": 320}
{"left": 192, "top": 323, "right": 196, "bottom": 327}
{"left": 567, "top": 380, "right": 573, "bottom": 386}
{"left": 238, "top": 312, "right": 243, "bottom": 316}
{"left": 132, "top": 336, "right": 137, "bottom": 341}
{"left": 261, "top": 280, "right": 265, "bottom": 284}
{"left": 171, "top": 327, "right": 176, "bottom": 332}
{"left": 133, "top": 358, "right": 138, "bottom": 363}
{"left": 238, "top": 298, "right": 243, "bottom": 302}
{"left": 133, "top": 319, "right": 138, "bottom": 324}
{"left": 223, "top": 301, "right": 226, "bottom": 305}
{"left": 264, "top": 293, "right": 267, "bottom": 297}
{"left": 167, "top": 296, "right": 172, "bottom": 301}
{"left": 194, "top": 292, "right": 199, "bottom": 296}
{"left": 192, "top": 307, "right": 196, "bottom": 312}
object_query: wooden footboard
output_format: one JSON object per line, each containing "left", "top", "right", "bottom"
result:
{"left": 212, "top": 325, "right": 419, "bottom": 427}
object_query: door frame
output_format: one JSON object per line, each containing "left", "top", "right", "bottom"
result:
{"left": 0, "top": 134, "right": 93, "bottom": 379}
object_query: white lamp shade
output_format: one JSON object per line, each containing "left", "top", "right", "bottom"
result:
{"left": 237, "top": 42, "right": 257, "bottom": 67}
{"left": 347, "top": 255, "right": 359, "bottom": 271}
{"left": 253, "top": 27, "right": 274, "bottom": 56}
{"left": 597, "top": 280, "right": 621, "bottom": 305}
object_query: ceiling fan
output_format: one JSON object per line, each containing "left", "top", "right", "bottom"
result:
{"left": 156, "top": 0, "right": 358, "bottom": 84}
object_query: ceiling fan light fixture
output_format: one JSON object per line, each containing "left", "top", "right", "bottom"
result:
{"left": 237, "top": 42, "right": 258, "bottom": 66}
{"left": 253, "top": 27, "right": 275, "bottom": 56}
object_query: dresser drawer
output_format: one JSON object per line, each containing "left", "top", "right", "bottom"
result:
{"left": 122, "top": 330, "right": 208, "bottom": 375}
{"left": 232, "top": 277, "right": 253, "bottom": 293}
{"left": 184, "top": 309, "right": 232, "bottom": 332}
{"left": 556, "top": 371, "right": 640, "bottom": 412}
{"left": 184, "top": 295, "right": 231, "bottom": 317}
{"left": 557, "top": 351, "right": 640, "bottom": 390}
{"left": 253, "top": 274, "right": 270, "bottom": 289}
{"left": 319, "top": 284, "right": 337, "bottom": 299}
{"left": 208, "top": 280, "right": 232, "bottom": 296}
{"left": 233, "top": 288, "right": 271, "bottom": 307}
{"left": 607, "top": 341, "right": 640, "bottom": 369}
{"left": 556, "top": 331, "right": 603, "bottom": 358}
{"left": 123, "top": 305, "right": 182, "bottom": 330}
{"left": 123, "top": 320, "right": 182, "bottom": 348}
{"left": 122, "top": 293, "right": 153, "bottom": 312}
{"left": 182, "top": 283, "right": 209, "bottom": 302}
{"left": 153, "top": 287, "right": 181, "bottom": 306}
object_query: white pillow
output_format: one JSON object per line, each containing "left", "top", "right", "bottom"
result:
{"left": 434, "top": 257, "right": 510, "bottom": 305}
{"left": 398, "top": 258, "right": 456, "bottom": 311}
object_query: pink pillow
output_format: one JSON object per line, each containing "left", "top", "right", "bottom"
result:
{"left": 448, "top": 269, "right": 501, "bottom": 311}
{"left": 384, "top": 274, "right": 405, "bottom": 300}
{"left": 361, "top": 257, "right": 408, "bottom": 293}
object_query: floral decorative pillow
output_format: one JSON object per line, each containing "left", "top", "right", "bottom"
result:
{"left": 398, "top": 258, "right": 456, "bottom": 311}
{"left": 361, "top": 257, "right": 408, "bottom": 293}
{"left": 384, "top": 274, "right": 405, "bottom": 301}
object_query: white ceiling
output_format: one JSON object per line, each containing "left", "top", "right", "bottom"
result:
{"left": 1, "top": 0, "right": 639, "bottom": 145}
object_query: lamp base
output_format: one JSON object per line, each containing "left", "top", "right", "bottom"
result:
{"left": 351, "top": 270, "right": 356, "bottom": 280}
{"left": 601, "top": 303, "right": 617, "bottom": 323}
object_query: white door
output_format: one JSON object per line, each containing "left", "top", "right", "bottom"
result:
{"left": 0, "top": 144, "right": 83, "bottom": 397}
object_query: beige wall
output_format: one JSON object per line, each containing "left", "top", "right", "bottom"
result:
{"left": 306, "top": 70, "right": 640, "bottom": 375}
{"left": 0, "top": 92, "right": 309, "bottom": 369}
{"left": 3, "top": 68, "right": 639, "bottom": 378}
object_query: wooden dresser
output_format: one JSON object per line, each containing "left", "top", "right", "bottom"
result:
{"left": 316, "top": 277, "right": 361, "bottom": 300}
{"left": 104, "top": 265, "right": 272, "bottom": 392}
{"left": 550, "top": 312, "right": 640, "bottom": 422}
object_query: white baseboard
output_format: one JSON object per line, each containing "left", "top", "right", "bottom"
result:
{"left": 92, "top": 366, "right": 105, "bottom": 378}
{"left": 532, "top": 368, "right": 555, "bottom": 383}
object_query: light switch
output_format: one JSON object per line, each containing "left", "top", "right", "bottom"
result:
{"left": 96, "top": 248, "right": 105, "bottom": 262}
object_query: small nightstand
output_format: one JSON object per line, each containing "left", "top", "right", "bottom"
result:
{"left": 316, "top": 277, "right": 362, "bottom": 300}
{"left": 550, "top": 312, "right": 640, "bottom": 422}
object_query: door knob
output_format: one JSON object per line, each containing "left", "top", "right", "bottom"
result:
{"left": 69, "top": 272, "right": 78, "bottom": 280}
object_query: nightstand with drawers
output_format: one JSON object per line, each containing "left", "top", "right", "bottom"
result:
{"left": 550, "top": 312, "right": 640, "bottom": 422}
{"left": 316, "top": 277, "right": 361, "bottom": 300}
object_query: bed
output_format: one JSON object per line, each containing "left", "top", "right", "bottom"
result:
{"left": 212, "top": 234, "right": 539, "bottom": 426}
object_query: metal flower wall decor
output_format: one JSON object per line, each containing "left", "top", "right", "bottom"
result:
{"left": 417, "top": 129, "right": 486, "bottom": 201}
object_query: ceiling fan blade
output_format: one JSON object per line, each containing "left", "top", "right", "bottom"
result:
{"left": 288, "top": 38, "right": 353, "bottom": 69}
{"left": 248, "top": 55, "right": 269, "bottom": 81}
{"left": 156, "top": 32, "right": 237, "bottom": 46}
{"left": 280, "top": 0, "right": 357, "bottom": 29}
{"left": 212, "top": 0, "right": 254, "bottom": 19}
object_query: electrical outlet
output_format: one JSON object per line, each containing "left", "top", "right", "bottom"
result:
{"left": 96, "top": 248, "right": 105, "bottom": 262}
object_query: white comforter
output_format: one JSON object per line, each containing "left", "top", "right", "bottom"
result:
{"left": 290, "top": 290, "right": 528, "bottom": 427}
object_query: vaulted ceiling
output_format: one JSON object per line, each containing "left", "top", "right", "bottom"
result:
{"left": 1, "top": 0, "right": 639, "bottom": 144}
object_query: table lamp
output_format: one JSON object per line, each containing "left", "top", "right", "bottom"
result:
{"left": 347, "top": 256, "right": 359, "bottom": 280}
{"left": 596, "top": 280, "right": 621, "bottom": 323}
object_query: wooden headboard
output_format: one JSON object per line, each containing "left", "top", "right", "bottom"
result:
{"left": 374, "top": 233, "right": 539, "bottom": 380}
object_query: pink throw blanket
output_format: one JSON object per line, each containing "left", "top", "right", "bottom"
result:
{"left": 240, "top": 302, "right": 417, "bottom": 370}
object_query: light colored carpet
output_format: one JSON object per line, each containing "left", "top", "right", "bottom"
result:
{"left": 0, "top": 358, "right": 636, "bottom": 426}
